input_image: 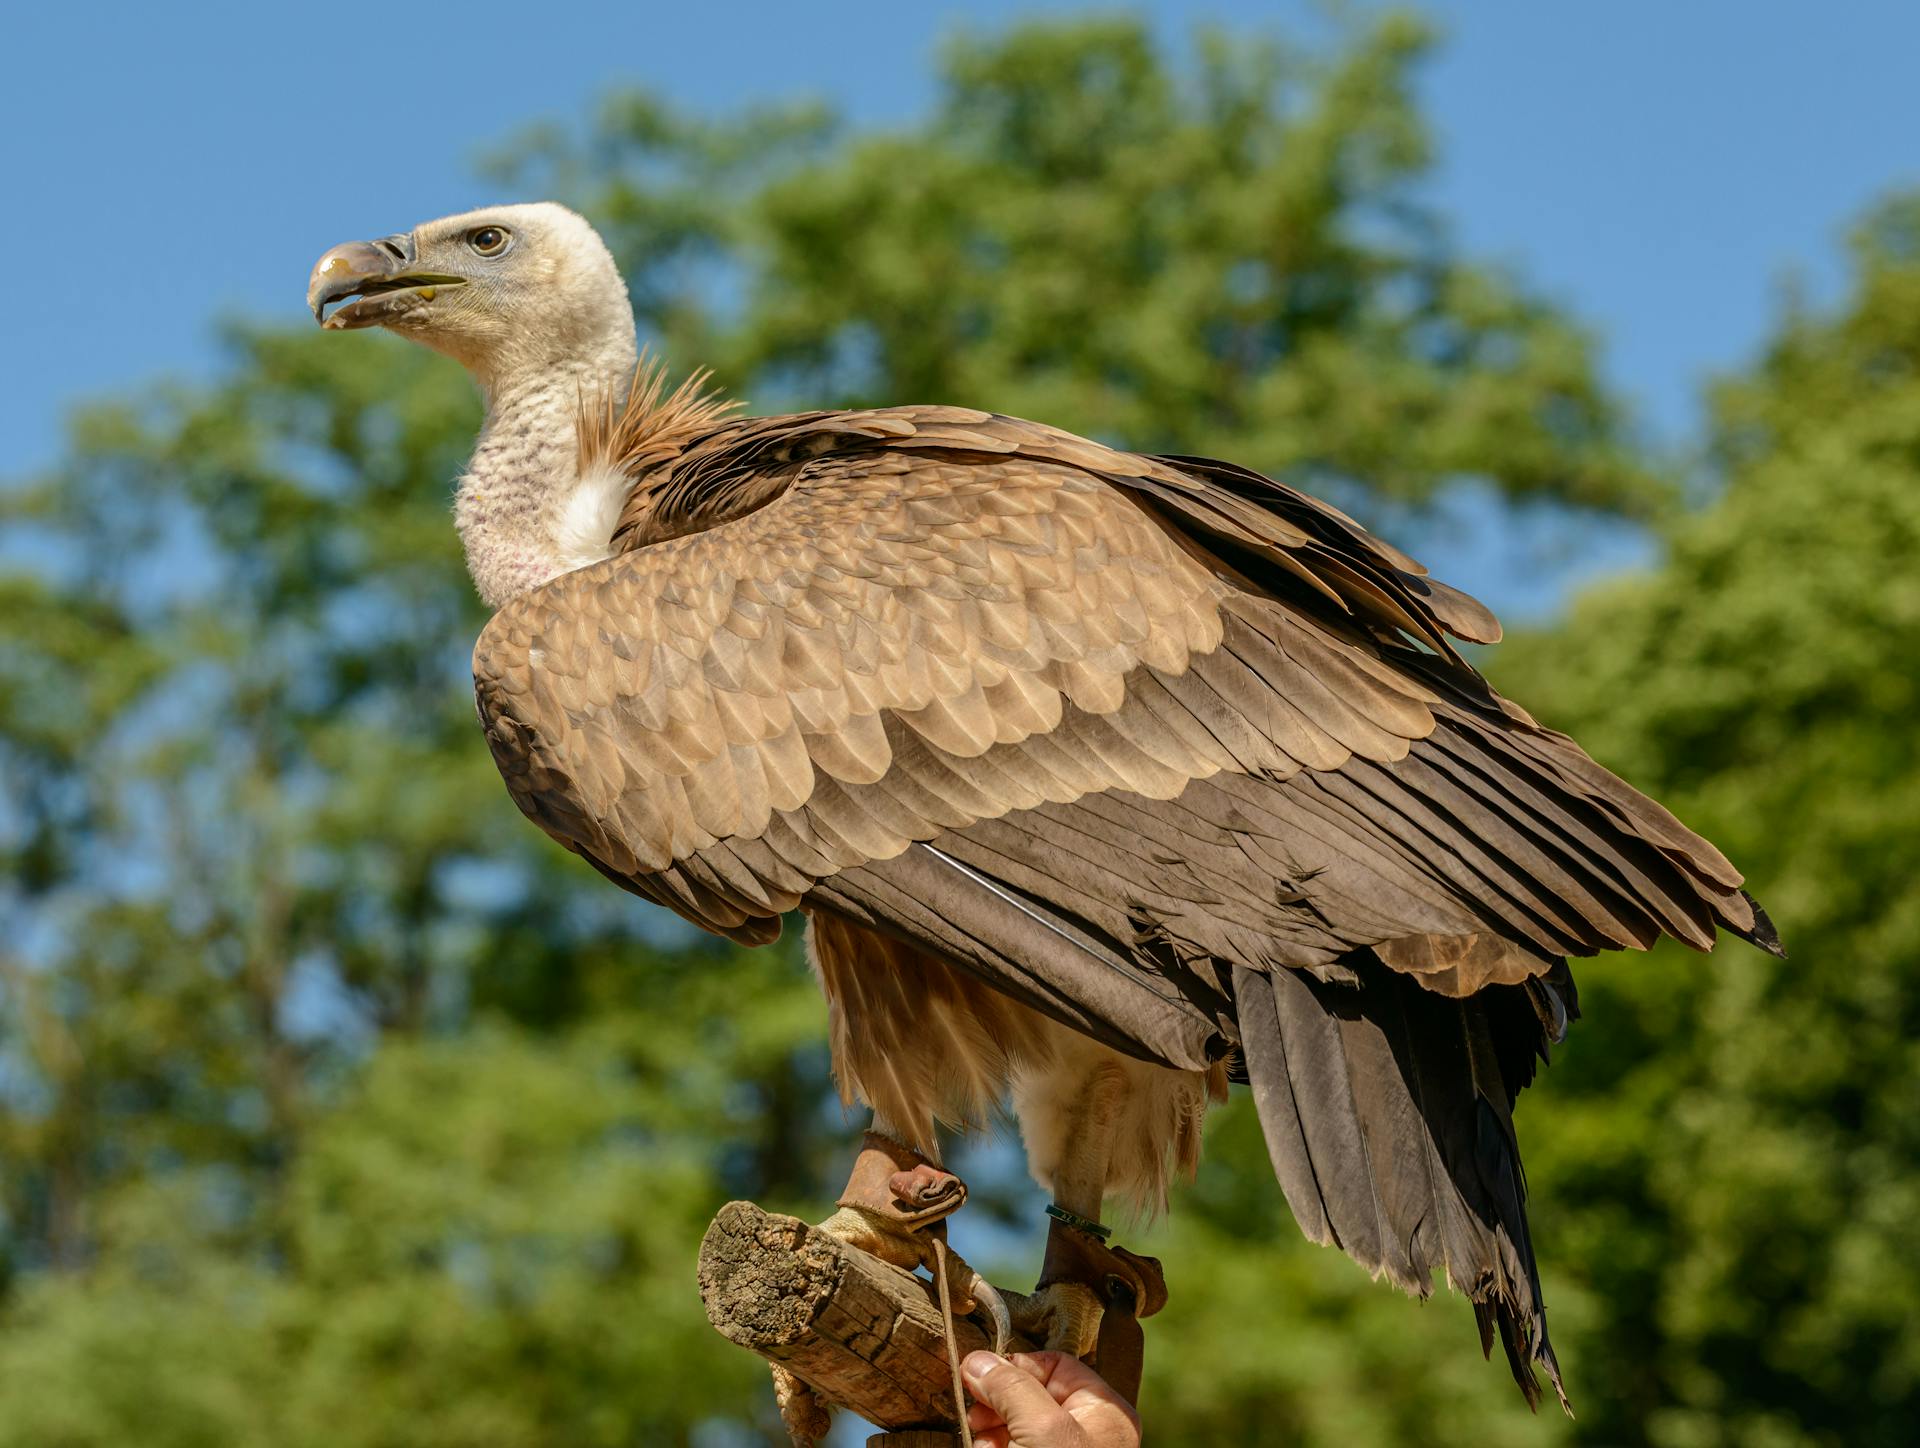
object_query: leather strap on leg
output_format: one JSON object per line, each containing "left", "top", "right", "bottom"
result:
{"left": 1036, "top": 1217, "right": 1167, "bottom": 1317}
{"left": 1094, "top": 1287, "right": 1146, "bottom": 1407}
{"left": 836, "top": 1131, "right": 968, "bottom": 1229}
{"left": 1036, "top": 1216, "right": 1168, "bottom": 1408}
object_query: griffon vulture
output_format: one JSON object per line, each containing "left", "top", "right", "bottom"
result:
{"left": 309, "top": 202, "right": 1779, "bottom": 1431}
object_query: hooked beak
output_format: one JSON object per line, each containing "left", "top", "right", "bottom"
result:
{"left": 307, "top": 233, "right": 467, "bottom": 329}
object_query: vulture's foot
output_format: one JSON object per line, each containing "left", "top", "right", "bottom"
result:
{"left": 817, "top": 1134, "right": 1010, "bottom": 1340}
{"left": 1003, "top": 1211, "right": 1170, "bottom": 1401}
{"left": 1004, "top": 1278, "right": 1106, "bottom": 1357}
{"left": 816, "top": 1130, "right": 968, "bottom": 1269}
{"left": 812, "top": 1202, "right": 928, "bottom": 1272}
{"left": 770, "top": 1363, "right": 830, "bottom": 1448}
{"left": 780, "top": 1131, "right": 1009, "bottom": 1437}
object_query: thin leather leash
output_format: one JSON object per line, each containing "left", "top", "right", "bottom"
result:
{"left": 931, "top": 1234, "right": 975, "bottom": 1448}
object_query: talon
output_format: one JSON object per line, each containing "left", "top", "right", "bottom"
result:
{"left": 968, "top": 1270, "right": 1014, "bottom": 1355}
{"left": 771, "top": 1363, "right": 830, "bottom": 1447}
{"left": 926, "top": 1235, "right": 1014, "bottom": 1334}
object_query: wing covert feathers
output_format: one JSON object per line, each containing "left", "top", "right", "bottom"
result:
{"left": 477, "top": 417, "right": 1241, "bottom": 928}
{"left": 477, "top": 404, "right": 1760, "bottom": 966}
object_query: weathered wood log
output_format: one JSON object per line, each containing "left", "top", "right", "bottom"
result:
{"left": 697, "top": 1200, "right": 1033, "bottom": 1434}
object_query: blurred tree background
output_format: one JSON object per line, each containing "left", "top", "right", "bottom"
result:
{"left": 0, "top": 11, "right": 1911, "bottom": 1447}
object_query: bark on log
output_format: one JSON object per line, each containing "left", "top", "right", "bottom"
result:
{"left": 697, "top": 1200, "right": 1033, "bottom": 1433}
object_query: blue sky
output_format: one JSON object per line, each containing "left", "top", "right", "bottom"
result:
{"left": 9, "top": 1, "right": 1918, "bottom": 607}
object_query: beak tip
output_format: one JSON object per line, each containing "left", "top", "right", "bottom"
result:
{"left": 307, "top": 239, "right": 397, "bottom": 331}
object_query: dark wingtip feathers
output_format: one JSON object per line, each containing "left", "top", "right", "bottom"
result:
{"left": 1740, "top": 889, "right": 1788, "bottom": 958}
{"left": 1479, "top": 1299, "right": 1574, "bottom": 1418}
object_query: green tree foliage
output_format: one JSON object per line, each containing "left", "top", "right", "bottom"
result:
{"left": 494, "top": 12, "right": 1656, "bottom": 522}
{"left": 1487, "top": 197, "right": 1920, "bottom": 1448}
{"left": 0, "top": 328, "right": 836, "bottom": 1443}
{"left": 0, "top": 11, "right": 1904, "bottom": 1445}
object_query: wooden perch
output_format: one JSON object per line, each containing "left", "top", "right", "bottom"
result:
{"left": 697, "top": 1200, "right": 1035, "bottom": 1436}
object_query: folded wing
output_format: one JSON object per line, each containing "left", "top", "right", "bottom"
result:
{"left": 472, "top": 406, "right": 1776, "bottom": 1407}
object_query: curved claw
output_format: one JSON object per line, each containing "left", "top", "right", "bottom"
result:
{"left": 964, "top": 1267, "right": 1014, "bottom": 1355}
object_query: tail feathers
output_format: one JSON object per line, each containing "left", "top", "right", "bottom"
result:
{"left": 1233, "top": 957, "right": 1572, "bottom": 1414}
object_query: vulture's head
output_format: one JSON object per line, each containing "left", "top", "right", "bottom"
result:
{"left": 307, "top": 202, "right": 631, "bottom": 383}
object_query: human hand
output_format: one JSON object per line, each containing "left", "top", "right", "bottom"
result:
{"left": 961, "top": 1350, "right": 1143, "bottom": 1448}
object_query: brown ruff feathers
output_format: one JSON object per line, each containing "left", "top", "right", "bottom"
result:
{"left": 575, "top": 352, "right": 744, "bottom": 481}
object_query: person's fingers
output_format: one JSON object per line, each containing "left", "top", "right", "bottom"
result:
{"left": 1007, "top": 1351, "right": 1054, "bottom": 1384}
{"left": 968, "top": 1400, "right": 1007, "bottom": 1431}
{"left": 1005, "top": 1351, "right": 1113, "bottom": 1406}
{"left": 964, "top": 1350, "right": 1141, "bottom": 1447}
{"left": 963, "top": 1420, "right": 1010, "bottom": 1448}
{"left": 963, "top": 1351, "right": 1076, "bottom": 1433}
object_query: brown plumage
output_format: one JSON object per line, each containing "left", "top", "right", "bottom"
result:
{"left": 309, "top": 201, "right": 1774, "bottom": 1413}
{"left": 475, "top": 382, "right": 1779, "bottom": 1411}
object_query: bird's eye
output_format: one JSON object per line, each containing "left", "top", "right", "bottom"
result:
{"left": 467, "top": 226, "right": 510, "bottom": 257}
